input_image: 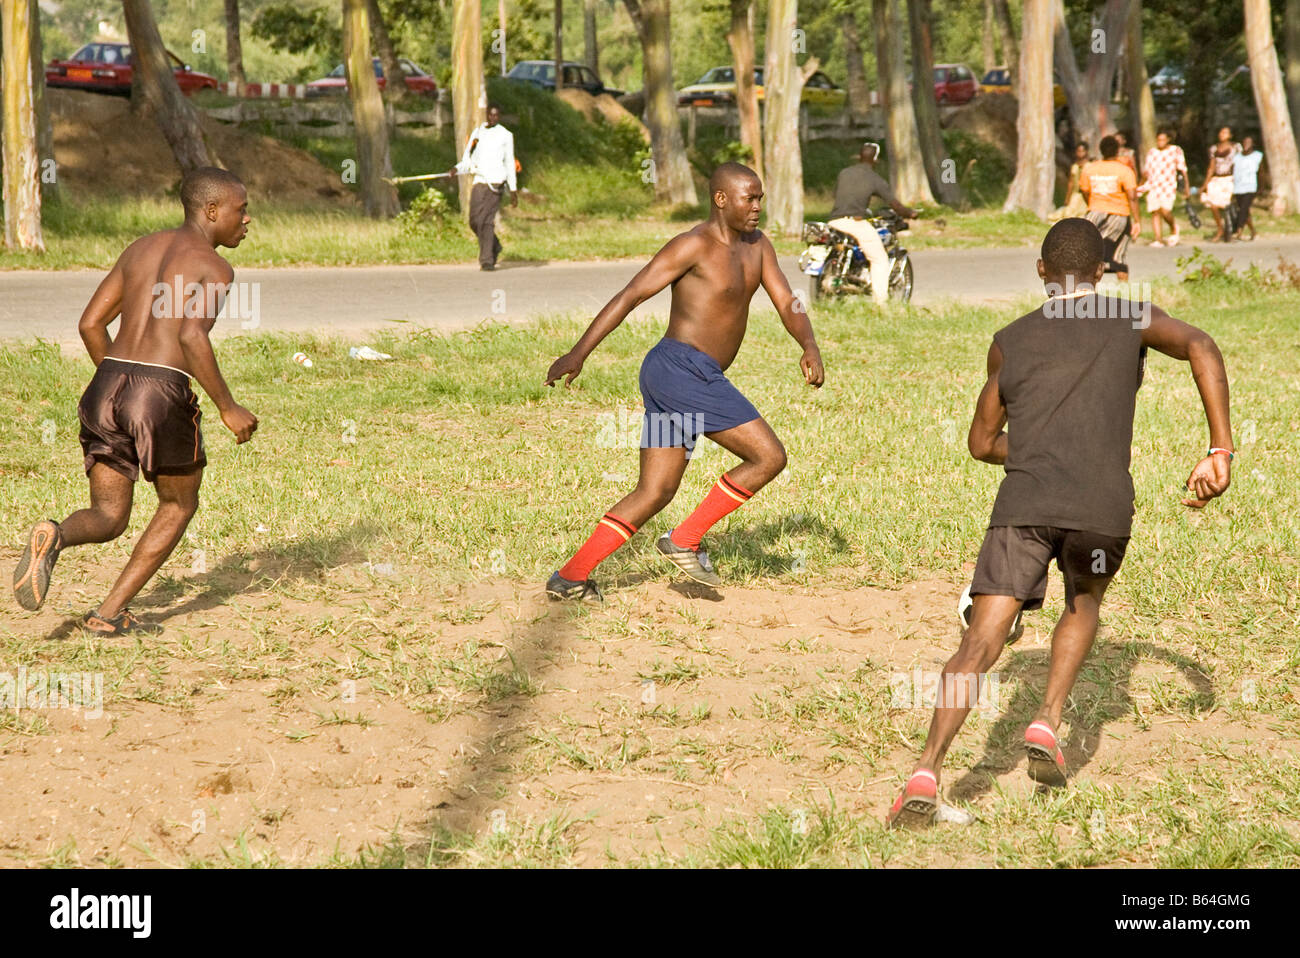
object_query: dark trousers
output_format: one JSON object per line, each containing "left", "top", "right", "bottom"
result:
{"left": 469, "top": 183, "right": 504, "bottom": 267}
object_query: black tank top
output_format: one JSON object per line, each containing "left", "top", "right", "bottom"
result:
{"left": 989, "top": 293, "right": 1146, "bottom": 537}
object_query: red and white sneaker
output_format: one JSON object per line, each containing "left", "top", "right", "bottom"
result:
{"left": 886, "top": 768, "right": 939, "bottom": 829}
{"left": 1024, "top": 721, "right": 1067, "bottom": 787}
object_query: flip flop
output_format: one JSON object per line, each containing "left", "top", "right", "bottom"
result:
{"left": 886, "top": 768, "right": 939, "bottom": 829}
{"left": 1024, "top": 720, "right": 1067, "bottom": 787}
{"left": 80, "top": 608, "right": 163, "bottom": 637}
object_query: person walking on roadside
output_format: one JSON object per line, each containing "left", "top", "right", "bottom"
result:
{"left": 1137, "top": 129, "right": 1189, "bottom": 247}
{"left": 449, "top": 103, "right": 518, "bottom": 271}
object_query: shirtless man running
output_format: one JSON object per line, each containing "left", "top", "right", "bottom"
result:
{"left": 543, "top": 162, "right": 823, "bottom": 599}
{"left": 12, "top": 167, "right": 258, "bottom": 635}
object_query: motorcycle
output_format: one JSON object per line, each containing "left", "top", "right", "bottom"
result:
{"left": 798, "top": 209, "right": 914, "bottom": 304}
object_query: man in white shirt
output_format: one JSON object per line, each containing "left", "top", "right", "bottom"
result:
{"left": 448, "top": 104, "right": 517, "bottom": 270}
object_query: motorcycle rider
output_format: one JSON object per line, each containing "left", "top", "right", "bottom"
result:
{"left": 828, "top": 142, "right": 920, "bottom": 306}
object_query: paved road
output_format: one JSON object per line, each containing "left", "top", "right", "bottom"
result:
{"left": 5, "top": 234, "right": 1299, "bottom": 345}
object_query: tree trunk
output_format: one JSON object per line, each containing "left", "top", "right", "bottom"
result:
{"left": 2, "top": 0, "right": 44, "bottom": 250}
{"left": 1003, "top": 0, "right": 1054, "bottom": 217}
{"left": 624, "top": 0, "right": 696, "bottom": 206}
{"left": 1124, "top": 0, "right": 1156, "bottom": 166}
{"left": 727, "top": 0, "right": 762, "bottom": 179}
{"left": 842, "top": 9, "right": 871, "bottom": 123}
{"left": 908, "top": 0, "right": 963, "bottom": 206}
{"left": 343, "top": 0, "right": 398, "bottom": 217}
{"left": 982, "top": 0, "right": 997, "bottom": 73}
{"left": 1053, "top": 0, "right": 1131, "bottom": 154}
{"left": 28, "top": 0, "right": 55, "bottom": 201}
{"left": 1286, "top": 0, "right": 1300, "bottom": 149}
{"left": 584, "top": 0, "right": 598, "bottom": 74}
{"left": 763, "top": 0, "right": 810, "bottom": 235}
{"left": 367, "top": 0, "right": 405, "bottom": 104}
{"left": 992, "top": 0, "right": 1017, "bottom": 78}
{"left": 554, "top": 0, "right": 564, "bottom": 91}
{"left": 873, "top": 0, "right": 933, "bottom": 205}
{"left": 123, "top": 0, "right": 222, "bottom": 174}
{"left": 224, "top": 0, "right": 246, "bottom": 95}
{"left": 1244, "top": 0, "right": 1300, "bottom": 214}
{"left": 452, "top": 0, "right": 485, "bottom": 216}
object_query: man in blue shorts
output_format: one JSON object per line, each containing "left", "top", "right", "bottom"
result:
{"left": 543, "top": 163, "right": 824, "bottom": 600}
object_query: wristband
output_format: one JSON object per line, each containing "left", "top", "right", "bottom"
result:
{"left": 1208, "top": 447, "right": 1234, "bottom": 461}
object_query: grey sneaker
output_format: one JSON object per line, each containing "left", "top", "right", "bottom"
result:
{"left": 14, "top": 519, "right": 62, "bottom": 611}
{"left": 545, "top": 571, "right": 603, "bottom": 603}
{"left": 656, "top": 531, "right": 722, "bottom": 587}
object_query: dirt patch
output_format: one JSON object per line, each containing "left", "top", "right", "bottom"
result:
{"left": 944, "top": 92, "right": 1019, "bottom": 164}
{"left": 556, "top": 88, "right": 649, "bottom": 142}
{"left": 0, "top": 547, "right": 1279, "bottom": 866}
{"left": 48, "top": 89, "right": 353, "bottom": 205}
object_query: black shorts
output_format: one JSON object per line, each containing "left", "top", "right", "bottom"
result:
{"left": 1233, "top": 192, "right": 1255, "bottom": 226}
{"left": 971, "top": 525, "right": 1128, "bottom": 611}
{"left": 78, "top": 357, "right": 206, "bottom": 482}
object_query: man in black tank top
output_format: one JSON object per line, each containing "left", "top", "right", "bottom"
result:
{"left": 888, "top": 218, "right": 1234, "bottom": 829}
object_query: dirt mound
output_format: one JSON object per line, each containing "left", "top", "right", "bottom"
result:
{"left": 48, "top": 89, "right": 353, "bottom": 205}
{"left": 944, "top": 92, "right": 1019, "bottom": 164}
{"left": 556, "top": 87, "right": 649, "bottom": 141}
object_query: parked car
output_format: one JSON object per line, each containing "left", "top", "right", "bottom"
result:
{"left": 979, "top": 65, "right": 1067, "bottom": 108}
{"left": 1148, "top": 64, "right": 1185, "bottom": 97}
{"left": 46, "top": 42, "right": 217, "bottom": 96}
{"left": 306, "top": 57, "right": 438, "bottom": 97}
{"left": 504, "top": 60, "right": 622, "bottom": 97}
{"left": 931, "top": 63, "right": 979, "bottom": 104}
{"left": 677, "top": 65, "right": 844, "bottom": 108}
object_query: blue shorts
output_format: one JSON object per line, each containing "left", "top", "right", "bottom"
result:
{"left": 638, "top": 337, "right": 760, "bottom": 450}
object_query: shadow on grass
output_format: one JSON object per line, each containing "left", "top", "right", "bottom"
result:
{"left": 947, "top": 638, "right": 1215, "bottom": 804}
{"left": 42, "top": 522, "right": 380, "bottom": 640}
{"left": 713, "top": 514, "right": 852, "bottom": 579}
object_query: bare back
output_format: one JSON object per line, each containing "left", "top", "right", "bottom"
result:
{"left": 102, "top": 229, "right": 234, "bottom": 374}
{"left": 664, "top": 224, "right": 768, "bottom": 369}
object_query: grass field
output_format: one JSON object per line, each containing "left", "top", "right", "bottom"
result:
{"left": 1, "top": 267, "right": 1298, "bottom": 866}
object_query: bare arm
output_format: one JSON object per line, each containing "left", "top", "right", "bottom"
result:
{"left": 889, "top": 199, "right": 920, "bottom": 219}
{"left": 77, "top": 261, "right": 126, "bottom": 366}
{"left": 1126, "top": 181, "right": 1141, "bottom": 236}
{"left": 177, "top": 262, "right": 258, "bottom": 443}
{"left": 1140, "top": 306, "right": 1232, "bottom": 506}
{"left": 759, "top": 233, "right": 822, "bottom": 387}
{"left": 968, "top": 341, "right": 1008, "bottom": 464}
{"left": 544, "top": 234, "right": 698, "bottom": 386}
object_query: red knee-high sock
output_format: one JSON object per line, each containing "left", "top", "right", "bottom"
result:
{"left": 559, "top": 513, "right": 638, "bottom": 581}
{"left": 670, "top": 473, "right": 753, "bottom": 550}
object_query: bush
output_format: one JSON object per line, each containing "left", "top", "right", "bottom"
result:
{"left": 395, "top": 187, "right": 455, "bottom": 238}
{"left": 942, "top": 129, "right": 1013, "bottom": 207}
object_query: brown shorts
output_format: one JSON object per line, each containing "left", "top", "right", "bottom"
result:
{"left": 78, "top": 357, "right": 206, "bottom": 482}
{"left": 971, "top": 525, "right": 1128, "bottom": 611}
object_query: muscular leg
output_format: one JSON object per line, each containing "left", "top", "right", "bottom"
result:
{"left": 96, "top": 469, "right": 202, "bottom": 620}
{"left": 59, "top": 462, "right": 134, "bottom": 547}
{"left": 702, "top": 417, "right": 787, "bottom": 494}
{"left": 605, "top": 446, "right": 691, "bottom": 528}
{"left": 1031, "top": 577, "right": 1112, "bottom": 730}
{"left": 914, "top": 594, "right": 1023, "bottom": 776}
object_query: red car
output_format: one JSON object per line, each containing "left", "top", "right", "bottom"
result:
{"left": 932, "top": 63, "right": 979, "bottom": 105}
{"left": 46, "top": 42, "right": 217, "bottom": 95}
{"left": 305, "top": 58, "right": 438, "bottom": 98}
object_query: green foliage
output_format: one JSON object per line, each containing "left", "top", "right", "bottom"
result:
{"left": 252, "top": 2, "right": 341, "bottom": 59}
{"left": 395, "top": 187, "right": 454, "bottom": 239}
{"left": 486, "top": 77, "right": 642, "bottom": 170}
{"left": 689, "top": 140, "right": 755, "bottom": 180}
{"left": 942, "top": 129, "right": 1014, "bottom": 207}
